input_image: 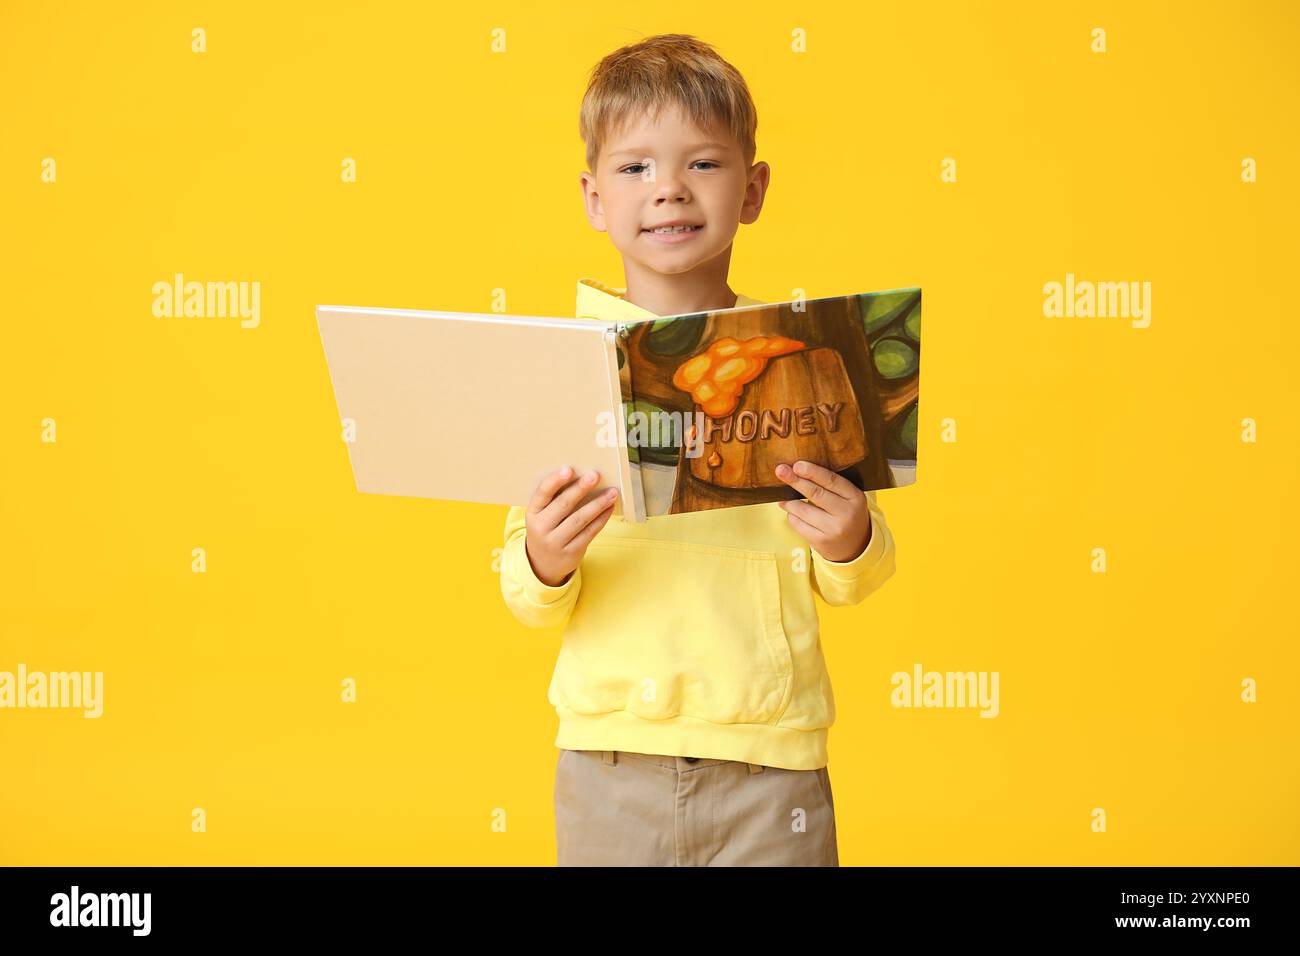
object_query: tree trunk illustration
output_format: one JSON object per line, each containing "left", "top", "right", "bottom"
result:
{"left": 623, "top": 297, "right": 894, "bottom": 515}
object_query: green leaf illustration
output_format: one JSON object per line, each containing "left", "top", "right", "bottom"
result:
{"left": 902, "top": 300, "right": 921, "bottom": 343}
{"left": 885, "top": 403, "right": 918, "bottom": 459}
{"left": 644, "top": 313, "right": 707, "bottom": 356}
{"left": 872, "top": 337, "right": 919, "bottom": 380}
{"left": 861, "top": 290, "right": 920, "bottom": 336}
{"left": 624, "top": 400, "right": 682, "bottom": 466}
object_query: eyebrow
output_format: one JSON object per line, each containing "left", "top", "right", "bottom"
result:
{"left": 606, "top": 142, "right": 733, "bottom": 158}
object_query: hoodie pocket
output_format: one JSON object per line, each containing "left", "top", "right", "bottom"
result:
{"left": 548, "top": 537, "right": 795, "bottom": 725}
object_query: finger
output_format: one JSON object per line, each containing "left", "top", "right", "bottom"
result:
{"left": 784, "top": 508, "right": 828, "bottom": 546}
{"left": 563, "top": 494, "right": 618, "bottom": 550}
{"left": 555, "top": 486, "right": 618, "bottom": 545}
{"left": 779, "top": 497, "right": 835, "bottom": 534}
{"left": 528, "top": 465, "right": 578, "bottom": 515}
{"left": 790, "top": 460, "right": 857, "bottom": 500}
{"left": 541, "top": 469, "right": 602, "bottom": 528}
{"left": 774, "top": 461, "right": 848, "bottom": 513}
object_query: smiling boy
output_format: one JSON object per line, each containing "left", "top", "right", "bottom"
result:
{"left": 499, "top": 33, "right": 898, "bottom": 866}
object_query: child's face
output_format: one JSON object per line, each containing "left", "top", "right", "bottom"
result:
{"left": 580, "top": 104, "right": 769, "bottom": 278}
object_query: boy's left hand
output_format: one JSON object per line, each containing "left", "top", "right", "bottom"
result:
{"left": 774, "top": 460, "right": 872, "bottom": 563}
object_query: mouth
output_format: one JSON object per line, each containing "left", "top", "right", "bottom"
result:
{"left": 642, "top": 223, "right": 704, "bottom": 244}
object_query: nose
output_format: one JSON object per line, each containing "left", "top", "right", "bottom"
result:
{"left": 652, "top": 169, "right": 690, "bottom": 204}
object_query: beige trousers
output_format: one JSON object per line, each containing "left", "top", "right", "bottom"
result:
{"left": 554, "top": 748, "right": 839, "bottom": 866}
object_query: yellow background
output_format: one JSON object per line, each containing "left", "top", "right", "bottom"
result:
{"left": 2, "top": 1, "right": 1296, "bottom": 865}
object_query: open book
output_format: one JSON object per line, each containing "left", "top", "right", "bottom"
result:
{"left": 316, "top": 289, "right": 920, "bottom": 523}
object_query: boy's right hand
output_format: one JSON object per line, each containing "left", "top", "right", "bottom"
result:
{"left": 524, "top": 466, "right": 619, "bottom": 587}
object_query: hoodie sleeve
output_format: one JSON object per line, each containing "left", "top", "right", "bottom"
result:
{"left": 499, "top": 505, "right": 583, "bottom": 629}
{"left": 809, "top": 490, "right": 897, "bottom": 607}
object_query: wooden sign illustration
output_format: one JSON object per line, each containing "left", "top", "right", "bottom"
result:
{"left": 620, "top": 291, "right": 920, "bottom": 516}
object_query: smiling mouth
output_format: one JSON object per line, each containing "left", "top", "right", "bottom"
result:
{"left": 644, "top": 224, "right": 703, "bottom": 233}
{"left": 642, "top": 224, "right": 704, "bottom": 242}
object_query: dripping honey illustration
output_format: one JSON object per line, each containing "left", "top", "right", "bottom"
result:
{"left": 672, "top": 334, "right": 867, "bottom": 489}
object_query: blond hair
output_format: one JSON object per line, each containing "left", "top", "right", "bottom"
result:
{"left": 579, "top": 34, "right": 757, "bottom": 173}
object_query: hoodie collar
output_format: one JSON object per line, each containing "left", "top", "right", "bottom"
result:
{"left": 576, "top": 277, "right": 763, "bottom": 321}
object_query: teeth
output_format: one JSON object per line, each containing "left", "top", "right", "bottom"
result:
{"left": 651, "top": 225, "right": 700, "bottom": 234}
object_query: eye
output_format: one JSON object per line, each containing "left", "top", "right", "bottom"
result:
{"left": 619, "top": 160, "right": 720, "bottom": 175}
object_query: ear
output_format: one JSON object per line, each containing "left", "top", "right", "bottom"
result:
{"left": 579, "top": 170, "right": 607, "bottom": 232}
{"left": 739, "top": 161, "right": 771, "bottom": 226}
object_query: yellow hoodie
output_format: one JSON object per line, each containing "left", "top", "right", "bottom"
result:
{"left": 499, "top": 277, "right": 898, "bottom": 770}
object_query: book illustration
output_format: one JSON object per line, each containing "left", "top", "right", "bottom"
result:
{"left": 618, "top": 290, "right": 920, "bottom": 517}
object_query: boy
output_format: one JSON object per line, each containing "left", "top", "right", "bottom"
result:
{"left": 499, "top": 34, "right": 897, "bottom": 866}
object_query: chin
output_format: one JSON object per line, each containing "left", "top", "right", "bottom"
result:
{"left": 643, "top": 256, "right": 707, "bottom": 276}
{"left": 649, "top": 242, "right": 719, "bottom": 266}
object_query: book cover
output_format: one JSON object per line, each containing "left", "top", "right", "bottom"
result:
{"left": 316, "top": 305, "right": 632, "bottom": 517}
{"left": 615, "top": 289, "right": 921, "bottom": 518}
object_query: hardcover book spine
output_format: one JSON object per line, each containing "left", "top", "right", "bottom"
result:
{"left": 603, "top": 325, "right": 645, "bottom": 522}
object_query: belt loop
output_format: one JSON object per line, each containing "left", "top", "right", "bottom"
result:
{"left": 747, "top": 762, "right": 764, "bottom": 774}
{"left": 603, "top": 750, "right": 617, "bottom": 766}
